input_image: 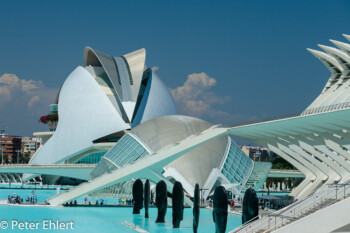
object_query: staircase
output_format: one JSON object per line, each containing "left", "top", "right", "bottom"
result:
{"left": 243, "top": 162, "right": 272, "bottom": 191}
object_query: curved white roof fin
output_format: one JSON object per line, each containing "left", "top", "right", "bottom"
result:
{"left": 307, "top": 48, "right": 343, "bottom": 74}
{"left": 307, "top": 48, "right": 343, "bottom": 93}
{"left": 119, "top": 48, "right": 146, "bottom": 103}
{"left": 84, "top": 47, "right": 101, "bottom": 67}
{"left": 343, "top": 34, "right": 350, "bottom": 42}
{"left": 318, "top": 44, "right": 350, "bottom": 71}
{"left": 330, "top": 39, "right": 350, "bottom": 55}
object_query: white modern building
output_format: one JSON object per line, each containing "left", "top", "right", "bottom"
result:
{"left": 228, "top": 34, "right": 350, "bottom": 233}
{"left": 0, "top": 31, "right": 346, "bottom": 233}
{"left": 44, "top": 34, "right": 350, "bottom": 233}
{"left": 24, "top": 47, "right": 178, "bottom": 182}
{"left": 46, "top": 116, "right": 271, "bottom": 206}
{"left": 89, "top": 115, "right": 271, "bottom": 199}
{"left": 22, "top": 137, "right": 42, "bottom": 155}
{"left": 21, "top": 47, "right": 270, "bottom": 195}
{"left": 228, "top": 34, "right": 350, "bottom": 200}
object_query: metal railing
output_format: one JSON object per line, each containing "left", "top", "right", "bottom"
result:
{"left": 46, "top": 162, "right": 125, "bottom": 203}
{"left": 0, "top": 164, "right": 96, "bottom": 168}
{"left": 230, "top": 192, "right": 314, "bottom": 233}
{"left": 228, "top": 101, "right": 350, "bottom": 127}
{"left": 262, "top": 183, "right": 350, "bottom": 232}
{"left": 269, "top": 169, "right": 302, "bottom": 174}
{"left": 231, "top": 181, "right": 350, "bottom": 233}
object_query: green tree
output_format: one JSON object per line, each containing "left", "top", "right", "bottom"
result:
{"left": 2, "top": 153, "right": 9, "bottom": 164}
{"left": 20, "top": 152, "right": 31, "bottom": 164}
{"left": 271, "top": 157, "right": 296, "bottom": 170}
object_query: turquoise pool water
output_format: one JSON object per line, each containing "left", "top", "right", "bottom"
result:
{"left": 0, "top": 187, "right": 242, "bottom": 232}
{"left": 0, "top": 187, "right": 118, "bottom": 204}
{"left": 0, "top": 206, "right": 241, "bottom": 233}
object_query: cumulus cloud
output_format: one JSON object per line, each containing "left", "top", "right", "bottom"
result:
{"left": 170, "top": 72, "right": 232, "bottom": 121}
{"left": 0, "top": 74, "right": 20, "bottom": 87}
{"left": 151, "top": 66, "right": 159, "bottom": 72}
{"left": 0, "top": 86, "right": 11, "bottom": 104}
{"left": 0, "top": 74, "right": 54, "bottom": 108}
{"left": 0, "top": 74, "right": 58, "bottom": 135}
{"left": 28, "top": 96, "right": 40, "bottom": 108}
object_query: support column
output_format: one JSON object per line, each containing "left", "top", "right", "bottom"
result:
{"left": 267, "top": 143, "right": 316, "bottom": 199}
{"left": 281, "top": 136, "right": 340, "bottom": 184}
{"left": 299, "top": 135, "right": 350, "bottom": 182}
{"left": 145, "top": 168, "right": 193, "bottom": 207}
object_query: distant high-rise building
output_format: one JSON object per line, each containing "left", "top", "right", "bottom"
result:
{"left": 22, "top": 137, "right": 42, "bottom": 155}
{"left": 0, "top": 134, "right": 22, "bottom": 163}
{"left": 240, "top": 146, "right": 272, "bottom": 161}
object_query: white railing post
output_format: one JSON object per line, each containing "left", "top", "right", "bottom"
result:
{"left": 275, "top": 216, "right": 277, "bottom": 230}
{"left": 336, "top": 185, "right": 338, "bottom": 199}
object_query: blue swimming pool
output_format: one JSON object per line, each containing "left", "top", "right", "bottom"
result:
{"left": 0, "top": 187, "right": 242, "bottom": 233}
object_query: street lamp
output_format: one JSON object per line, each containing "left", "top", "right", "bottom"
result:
{"left": 255, "top": 149, "right": 261, "bottom": 162}
{"left": 0, "top": 148, "right": 3, "bottom": 165}
{"left": 199, "top": 188, "right": 209, "bottom": 206}
{"left": 0, "top": 130, "right": 4, "bottom": 165}
{"left": 15, "top": 149, "right": 21, "bottom": 164}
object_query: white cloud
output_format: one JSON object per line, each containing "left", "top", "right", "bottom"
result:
{"left": 21, "top": 79, "right": 43, "bottom": 92}
{"left": 0, "top": 74, "right": 58, "bottom": 135}
{"left": 28, "top": 96, "right": 40, "bottom": 108}
{"left": 170, "top": 72, "right": 232, "bottom": 120}
{"left": 0, "top": 73, "right": 20, "bottom": 87}
{"left": 0, "top": 74, "right": 56, "bottom": 109}
{"left": 0, "top": 86, "right": 11, "bottom": 105}
{"left": 151, "top": 66, "right": 159, "bottom": 72}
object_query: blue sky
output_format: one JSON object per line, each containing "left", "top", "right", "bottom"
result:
{"left": 0, "top": 0, "right": 349, "bottom": 136}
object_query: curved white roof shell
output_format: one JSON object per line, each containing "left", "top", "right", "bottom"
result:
{"left": 131, "top": 115, "right": 229, "bottom": 187}
{"left": 91, "top": 115, "right": 259, "bottom": 197}
{"left": 131, "top": 71, "right": 178, "bottom": 127}
{"left": 92, "top": 115, "right": 228, "bottom": 188}
{"left": 31, "top": 66, "right": 129, "bottom": 165}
